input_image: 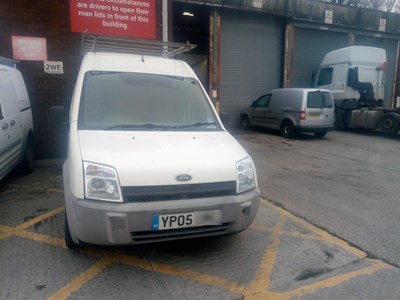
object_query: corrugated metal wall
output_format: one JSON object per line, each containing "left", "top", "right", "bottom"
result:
{"left": 219, "top": 11, "right": 283, "bottom": 125}
{"left": 292, "top": 27, "right": 348, "bottom": 88}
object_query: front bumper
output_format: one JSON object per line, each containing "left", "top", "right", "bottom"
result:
{"left": 65, "top": 186, "right": 260, "bottom": 246}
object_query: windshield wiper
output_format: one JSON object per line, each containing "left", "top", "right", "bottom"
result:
{"left": 103, "top": 122, "right": 217, "bottom": 131}
{"left": 103, "top": 124, "right": 175, "bottom": 131}
{"left": 174, "top": 122, "right": 216, "bottom": 129}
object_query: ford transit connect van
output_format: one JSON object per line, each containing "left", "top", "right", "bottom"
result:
{"left": 0, "top": 57, "right": 34, "bottom": 181}
{"left": 240, "top": 88, "right": 335, "bottom": 138}
{"left": 55, "top": 52, "right": 260, "bottom": 248}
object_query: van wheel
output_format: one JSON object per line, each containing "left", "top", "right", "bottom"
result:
{"left": 21, "top": 137, "right": 34, "bottom": 174}
{"left": 65, "top": 212, "right": 79, "bottom": 250}
{"left": 240, "top": 116, "right": 251, "bottom": 130}
{"left": 314, "top": 132, "right": 327, "bottom": 138}
{"left": 379, "top": 113, "right": 399, "bottom": 136}
{"left": 281, "top": 121, "right": 295, "bottom": 138}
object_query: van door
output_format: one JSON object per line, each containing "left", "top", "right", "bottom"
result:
{"left": 250, "top": 94, "right": 272, "bottom": 126}
{"left": 304, "top": 91, "right": 334, "bottom": 127}
{"left": 0, "top": 70, "right": 23, "bottom": 177}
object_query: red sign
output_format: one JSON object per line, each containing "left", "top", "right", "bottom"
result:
{"left": 70, "top": 0, "right": 156, "bottom": 39}
{"left": 12, "top": 36, "right": 48, "bottom": 61}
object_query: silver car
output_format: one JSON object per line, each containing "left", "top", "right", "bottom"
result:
{"left": 240, "top": 88, "right": 335, "bottom": 138}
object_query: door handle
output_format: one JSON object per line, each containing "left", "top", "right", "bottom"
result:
{"left": 2, "top": 123, "right": 9, "bottom": 130}
{"left": 10, "top": 120, "right": 16, "bottom": 126}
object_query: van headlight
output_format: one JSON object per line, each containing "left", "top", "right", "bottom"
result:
{"left": 236, "top": 157, "right": 256, "bottom": 194}
{"left": 84, "top": 162, "right": 123, "bottom": 202}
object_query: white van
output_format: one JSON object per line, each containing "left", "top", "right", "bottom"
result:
{"left": 0, "top": 57, "right": 34, "bottom": 181}
{"left": 54, "top": 52, "right": 260, "bottom": 248}
{"left": 240, "top": 88, "right": 335, "bottom": 138}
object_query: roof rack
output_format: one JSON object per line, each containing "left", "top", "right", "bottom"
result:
{"left": 0, "top": 56, "right": 18, "bottom": 68}
{"left": 81, "top": 34, "right": 197, "bottom": 58}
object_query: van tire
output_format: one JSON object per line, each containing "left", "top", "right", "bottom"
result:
{"left": 240, "top": 116, "right": 251, "bottom": 130}
{"left": 314, "top": 132, "right": 327, "bottom": 138}
{"left": 281, "top": 121, "right": 295, "bottom": 138}
{"left": 65, "top": 212, "right": 79, "bottom": 250}
{"left": 21, "top": 136, "right": 34, "bottom": 174}
{"left": 379, "top": 113, "right": 399, "bottom": 136}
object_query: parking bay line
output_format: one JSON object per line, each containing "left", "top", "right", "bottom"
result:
{"left": 245, "top": 259, "right": 392, "bottom": 300}
{"left": 2, "top": 200, "right": 392, "bottom": 299}
{"left": 260, "top": 198, "right": 366, "bottom": 259}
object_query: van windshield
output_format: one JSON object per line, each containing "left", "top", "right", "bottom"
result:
{"left": 78, "top": 71, "right": 221, "bottom": 131}
{"left": 307, "top": 91, "right": 333, "bottom": 108}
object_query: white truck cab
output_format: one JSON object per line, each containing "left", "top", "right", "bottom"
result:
{"left": 0, "top": 57, "right": 34, "bottom": 181}
{"left": 312, "top": 46, "right": 389, "bottom": 130}
{"left": 312, "top": 46, "right": 386, "bottom": 103}
{"left": 56, "top": 52, "right": 260, "bottom": 247}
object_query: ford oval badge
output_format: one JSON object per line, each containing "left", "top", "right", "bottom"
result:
{"left": 175, "top": 174, "right": 193, "bottom": 182}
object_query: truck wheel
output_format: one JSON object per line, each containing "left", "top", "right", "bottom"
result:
{"left": 314, "top": 132, "right": 327, "bottom": 138}
{"left": 240, "top": 116, "right": 251, "bottom": 130}
{"left": 21, "top": 137, "right": 34, "bottom": 174}
{"left": 65, "top": 212, "right": 79, "bottom": 250}
{"left": 379, "top": 113, "right": 399, "bottom": 136}
{"left": 281, "top": 121, "right": 295, "bottom": 138}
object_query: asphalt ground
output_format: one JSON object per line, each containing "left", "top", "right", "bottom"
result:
{"left": 1, "top": 159, "right": 400, "bottom": 299}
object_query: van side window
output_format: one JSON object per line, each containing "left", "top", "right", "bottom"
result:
{"left": 0, "top": 101, "right": 3, "bottom": 119}
{"left": 255, "top": 95, "right": 271, "bottom": 108}
{"left": 317, "top": 67, "right": 333, "bottom": 86}
{"left": 307, "top": 91, "right": 333, "bottom": 108}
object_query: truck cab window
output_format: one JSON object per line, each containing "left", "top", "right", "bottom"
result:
{"left": 317, "top": 67, "right": 333, "bottom": 86}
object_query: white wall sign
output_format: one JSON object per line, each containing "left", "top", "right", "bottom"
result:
{"left": 44, "top": 61, "right": 64, "bottom": 74}
{"left": 325, "top": 10, "right": 333, "bottom": 24}
{"left": 379, "top": 18, "right": 386, "bottom": 32}
{"left": 253, "top": 0, "right": 262, "bottom": 9}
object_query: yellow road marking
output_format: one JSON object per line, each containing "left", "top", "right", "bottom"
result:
{"left": 250, "top": 224, "right": 322, "bottom": 241}
{"left": 0, "top": 207, "right": 65, "bottom": 246}
{"left": 261, "top": 199, "right": 366, "bottom": 259}
{"left": 116, "top": 254, "right": 250, "bottom": 295}
{"left": 247, "top": 259, "right": 393, "bottom": 300}
{"left": 17, "top": 230, "right": 66, "bottom": 248}
{"left": 0, "top": 180, "right": 59, "bottom": 196}
{"left": 16, "top": 206, "right": 65, "bottom": 230}
{"left": 46, "top": 257, "right": 114, "bottom": 300}
{"left": 248, "top": 215, "right": 286, "bottom": 295}
{"left": 0, "top": 196, "right": 393, "bottom": 299}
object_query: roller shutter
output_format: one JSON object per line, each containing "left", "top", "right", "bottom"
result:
{"left": 219, "top": 11, "right": 283, "bottom": 125}
{"left": 292, "top": 27, "right": 348, "bottom": 88}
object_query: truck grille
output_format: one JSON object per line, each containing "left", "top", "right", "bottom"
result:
{"left": 122, "top": 181, "right": 236, "bottom": 203}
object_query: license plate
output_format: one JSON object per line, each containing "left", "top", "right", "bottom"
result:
{"left": 308, "top": 112, "right": 321, "bottom": 118}
{"left": 152, "top": 210, "right": 222, "bottom": 231}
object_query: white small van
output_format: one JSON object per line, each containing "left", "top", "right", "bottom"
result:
{"left": 0, "top": 57, "right": 34, "bottom": 181}
{"left": 240, "top": 88, "right": 335, "bottom": 138}
{"left": 53, "top": 52, "right": 260, "bottom": 248}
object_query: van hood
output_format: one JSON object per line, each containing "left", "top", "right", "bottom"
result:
{"left": 77, "top": 131, "right": 249, "bottom": 186}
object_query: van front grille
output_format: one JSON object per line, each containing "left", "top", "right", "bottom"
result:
{"left": 122, "top": 181, "right": 236, "bottom": 203}
{"left": 131, "top": 223, "right": 232, "bottom": 242}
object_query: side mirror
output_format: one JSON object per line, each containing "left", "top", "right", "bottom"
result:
{"left": 48, "top": 106, "right": 66, "bottom": 128}
{"left": 251, "top": 101, "right": 256, "bottom": 107}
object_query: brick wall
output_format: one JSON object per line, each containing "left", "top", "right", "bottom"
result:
{"left": 0, "top": 0, "right": 80, "bottom": 158}
{"left": 0, "top": 0, "right": 163, "bottom": 158}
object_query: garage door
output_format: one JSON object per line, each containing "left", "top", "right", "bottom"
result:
{"left": 219, "top": 10, "right": 283, "bottom": 126}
